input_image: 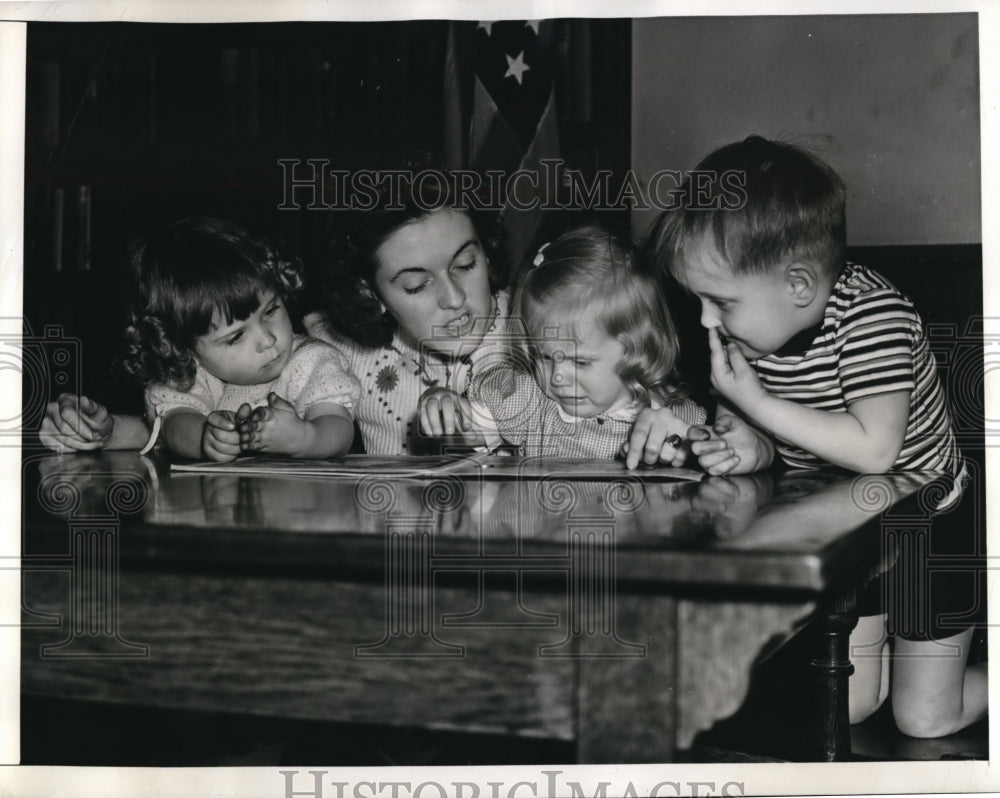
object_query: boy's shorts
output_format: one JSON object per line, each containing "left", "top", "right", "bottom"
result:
{"left": 856, "top": 465, "right": 986, "bottom": 641}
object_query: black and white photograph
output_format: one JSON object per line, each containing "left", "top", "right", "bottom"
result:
{"left": 1, "top": 1, "right": 996, "bottom": 796}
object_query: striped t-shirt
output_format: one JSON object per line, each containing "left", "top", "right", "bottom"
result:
{"left": 752, "top": 263, "right": 960, "bottom": 475}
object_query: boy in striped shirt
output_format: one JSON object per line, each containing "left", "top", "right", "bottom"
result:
{"left": 649, "top": 135, "right": 984, "bottom": 739}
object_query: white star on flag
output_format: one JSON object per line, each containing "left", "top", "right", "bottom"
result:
{"left": 524, "top": 20, "right": 540, "bottom": 34}
{"left": 477, "top": 21, "right": 492, "bottom": 36}
{"left": 504, "top": 51, "right": 530, "bottom": 84}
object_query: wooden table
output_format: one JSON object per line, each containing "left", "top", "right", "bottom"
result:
{"left": 19, "top": 451, "right": 938, "bottom": 763}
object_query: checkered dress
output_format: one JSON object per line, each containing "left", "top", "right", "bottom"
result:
{"left": 468, "top": 365, "right": 706, "bottom": 458}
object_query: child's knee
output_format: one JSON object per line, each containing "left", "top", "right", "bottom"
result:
{"left": 849, "top": 686, "right": 882, "bottom": 725}
{"left": 849, "top": 644, "right": 889, "bottom": 724}
{"left": 890, "top": 679, "right": 973, "bottom": 738}
{"left": 890, "top": 632, "right": 982, "bottom": 738}
{"left": 891, "top": 703, "right": 953, "bottom": 738}
{"left": 848, "top": 615, "right": 889, "bottom": 725}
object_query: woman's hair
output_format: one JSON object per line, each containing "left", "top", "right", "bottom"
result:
{"left": 315, "top": 170, "right": 504, "bottom": 348}
{"left": 515, "top": 224, "right": 688, "bottom": 405}
{"left": 120, "top": 217, "right": 303, "bottom": 390}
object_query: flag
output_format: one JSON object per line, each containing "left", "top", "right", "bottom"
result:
{"left": 444, "top": 20, "right": 561, "bottom": 283}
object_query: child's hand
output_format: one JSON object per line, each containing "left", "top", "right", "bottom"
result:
{"left": 419, "top": 387, "right": 480, "bottom": 441}
{"left": 238, "top": 393, "right": 308, "bottom": 454}
{"left": 235, "top": 402, "right": 254, "bottom": 428}
{"left": 691, "top": 474, "right": 773, "bottom": 538}
{"left": 707, "top": 328, "right": 768, "bottom": 415}
{"left": 689, "top": 413, "right": 773, "bottom": 475}
{"left": 201, "top": 410, "right": 242, "bottom": 462}
{"left": 622, "top": 406, "right": 690, "bottom": 469}
{"left": 201, "top": 474, "right": 242, "bottom": 524}
{"left": 40, "top": 394, "right": 115, "bottom": 452}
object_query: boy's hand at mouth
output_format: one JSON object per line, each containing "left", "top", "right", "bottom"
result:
{"left": 707, "top": 327, "right": 768, "bottom": 418}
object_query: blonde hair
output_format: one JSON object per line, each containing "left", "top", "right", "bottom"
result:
{"left": 514, "top": 224, "right": 688, "bottom": 405}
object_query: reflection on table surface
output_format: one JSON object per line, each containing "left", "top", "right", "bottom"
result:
{"left": 28, "top": 450, "right": 939, "bottom": 559}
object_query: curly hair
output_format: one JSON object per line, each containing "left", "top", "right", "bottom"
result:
{"left": 313, "top": 170, "right": 504, "bottom": 348}
{"left": 120, "top": 217, "right": 303, "bottom": 390}
{"left": 515, "top": 224, "right": 689, "bottom": 406}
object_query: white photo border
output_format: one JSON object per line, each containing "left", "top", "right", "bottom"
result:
{"left": 0, "top": 1, "right": 996, "bottom": 796}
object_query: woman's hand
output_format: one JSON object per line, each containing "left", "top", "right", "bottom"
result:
{"left": 622, "top": 406, "right": 690, "bottom": 469}
{"left": 201, "top": 410, "right": 242, "bottom": 462}
{"left": 40, "top": 394, "right": 115, "bottom": 452}
{"left": 418, "top": 387, "right": 481, "bottom": 441}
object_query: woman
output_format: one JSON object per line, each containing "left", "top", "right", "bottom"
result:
{"left": 304, "top": 182, "right": 510, "bottom": 454}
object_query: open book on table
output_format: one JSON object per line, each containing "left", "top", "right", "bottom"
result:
{"left": 170, "top": 452, "right": 704, "bottom": 481}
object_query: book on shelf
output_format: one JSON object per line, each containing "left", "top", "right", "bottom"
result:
{"left": 76, "top": 185, "right": 92, "bottom": 272}
{"left": 50, "top": 186, "right": 65, "bottom": 273}
{"left": 50, "top": 184, "right": 93, "bottom": 273}
{"left": 170, "top": 452, "right": 704, "bottom": 481}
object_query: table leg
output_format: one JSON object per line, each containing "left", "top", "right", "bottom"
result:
{"left": 810, "top": 598, "right": 859, "bottom": 761}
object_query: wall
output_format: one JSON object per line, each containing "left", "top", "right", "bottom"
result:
{"left": 630, "top": 14, "right": 980, "bottom": 245}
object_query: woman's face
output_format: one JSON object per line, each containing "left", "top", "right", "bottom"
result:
{"left": 372, "top": 208, "right": 494, "bottom": 359}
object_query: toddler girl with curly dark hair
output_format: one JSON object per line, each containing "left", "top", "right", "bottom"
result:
{"left": 42, "top": 217, "right": 360, "bottom": 461}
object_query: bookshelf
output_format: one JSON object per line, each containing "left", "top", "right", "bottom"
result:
{"left": 24, "top": 20, "right": 631, "bottom": 412}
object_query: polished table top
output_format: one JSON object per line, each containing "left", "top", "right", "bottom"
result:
{"left": 24, "top": 451, "right": 938, "bottom": 593}
{"left": 19, "top": 451, "right": 943, "bottom": 762}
